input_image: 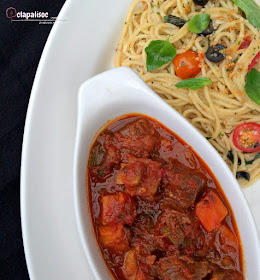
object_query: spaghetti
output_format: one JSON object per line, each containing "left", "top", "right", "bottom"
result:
{"left": 115, "top": 0, "right": 260, "bottom": 187}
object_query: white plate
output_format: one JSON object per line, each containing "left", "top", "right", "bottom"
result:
{"left": 21, "top": 0, "right": 260, "bottom": 279}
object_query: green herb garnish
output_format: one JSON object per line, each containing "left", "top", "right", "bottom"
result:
{"left": 145, "top": 36, "right": 177, "bottom": 71}
{"left": 245, "top": 69, "right": 260, "bottom": 105}
{"left": 175, "top": 77, "right": 212, "bottom": 90}
{"left": 188, "top": 14, "right": 211, "bottom": 34}
{"left": 231, "top": 0, "right": 260, "bottom": 30}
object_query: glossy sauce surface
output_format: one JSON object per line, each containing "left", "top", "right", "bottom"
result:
{"left": 87, "top": 114, "right": 243, "bottom": 280}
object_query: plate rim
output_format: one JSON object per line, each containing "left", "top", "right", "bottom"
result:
{"left": 20, "top": 0, "right": 72, "bottom": 278}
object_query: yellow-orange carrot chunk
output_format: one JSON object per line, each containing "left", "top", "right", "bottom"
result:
{"left": 123, "top": 249, "right": 138, "bottom": 279}
{"left": 195, "top": 191, "right": 228, "bottom": 232}
{"left": 98, "top": 224, "right": 130, "bottom": 251}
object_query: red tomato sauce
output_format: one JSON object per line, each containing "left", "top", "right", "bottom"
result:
{"left": 87, "top": 114, "right": 244, "bottom": 280}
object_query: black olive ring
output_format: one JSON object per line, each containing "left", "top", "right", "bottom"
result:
{"left": 206, "top": 43, "right": 226, "bottom": 63}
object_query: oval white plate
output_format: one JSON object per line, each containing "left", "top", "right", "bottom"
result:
{"left": 21, "top": 0, "right": 260, "bottom": 279}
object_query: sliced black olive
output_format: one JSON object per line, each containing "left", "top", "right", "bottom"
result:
{"left": 199, "top": 20, "right": 214, "bottom": 36}
{"left": 193, "top": 0, "right": 209, "bottom": 6}
{"left": 236, "top": 171, "right": 250, "bottom": 181}
{"left": 206, "top": 43, "right": 226, "bottom": 63}
{"left": 227, "top": 151, "right": 241, "bottom": 165}
{"left": 164, "top": 15, "right": 186, "bottom": 28}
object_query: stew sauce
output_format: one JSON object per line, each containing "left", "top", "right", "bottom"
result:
{"left": 87, "top": 114, "right": 244, "bottom": 280}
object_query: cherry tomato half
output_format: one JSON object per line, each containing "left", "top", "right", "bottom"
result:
{"left": 238, "top": 37, "right": 260, "bottom": 71}
{"left": 238, "top": 36, "right": 251, "bottom": 50}
{"left": 248, "top": 52, "right": 260, "bottom": 71}
{"left": 173, "top": 51, "right": 201, "bottom": 80}
{"left": 233, "top": 123, "right": 260, "bottom": 152}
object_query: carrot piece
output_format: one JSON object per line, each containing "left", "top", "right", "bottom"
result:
{"left": 195, "top": 191, "right": 228, "bottom": 232}
{"left": 101, "top": 192, "right": 137, "bottom": 226}
{"left": 123, "top": 249, "right": 138, "bottom": 279}
{"left": 136, "top": 269, "right": 146, "bottom": 280}
{"left": 98, "top": 224, "right": 130, "bottom": 251}
{"left": 101, "top": 194, "right": 121, "bottom": 225}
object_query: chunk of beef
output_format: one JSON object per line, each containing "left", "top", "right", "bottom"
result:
{"left": 193, "top": 228, "right": 216, "bottom": 258}
{"left": 187, "top": 260, "right": 213, "bottom": 280}
{"left": 105, "top": 145, "right": 121, "bottom": 165}
{"left": 163, "top": 162, "right": 205, "bottom": 209}
{"left": 210, "top": 269, "right": 244, "bottom": 280}
{"left": 101, "top": 192, "right": 137, "bottom": 225}
{"left": 89, "top": 133, "right": 121, "bottom": 177}
{"left": 156, "top": 208, "right": 201, "bottom": 254}
{"left": 158, "top": 255, "right": 213, "bottom": 280}
{"left": 98, "top": 224, "right": 131, "bottom": 252}
{"left": 97, "top": 144, "right": 121, "bottom": 177}
{"left": 103, "top": 248, "right": 124, "bottom": 268}
{"left": 131, "top": 214, "right": 155, "bottom": 236}
{"left": 210, "top": 225, "right": 240, "bottom": 269}
{"left": 159, "top": 143, "right": 200, "bottom": 169}
{"left": 114, "top": 118, "right": 159, "bottom": 157}
{"left": 158, "top": 255, "right": 193, "bottom": 280}
{"left": 131, "top": 236, "right": 157, "bottom": 257}
{"left": 136, "top": 263, "right": 157, "bottom": 280}
{"left": 131, "top": 214, "right": 158, "bottom": 256}
{"left": 117, "top": 154, "right": 163, "bottom": 201}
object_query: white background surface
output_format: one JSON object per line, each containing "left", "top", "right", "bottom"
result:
{"left": 21, "top": 0, "right": 260, "bottom": 279}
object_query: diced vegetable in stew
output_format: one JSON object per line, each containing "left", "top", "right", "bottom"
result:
{"left": 101, "top": 192, "right": 137, "bottom": 225}
{"left": 195, "top": 191, "right": 228, "bottom": 232}
{"left": 98, "top": 224, "right": 130, "bottom": 252}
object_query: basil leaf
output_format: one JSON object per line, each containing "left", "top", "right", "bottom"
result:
{"left": 245, "top": 152, "right": 260, "bottom": 165}
{"left": 188, "top": 14, "right": 210, "bottom": 34}
{"left": 175, "top": 77, "right": 212, "bottom": 90}
{"left": 145, "top": 37, "right": 177, "bottom": 71}
{"left": 232, "top": 0, "right": 260, "bottom": 30}
{"left": 245, "top": 69, "right": 260, "bottom": 105}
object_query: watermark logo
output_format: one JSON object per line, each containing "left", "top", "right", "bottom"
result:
{"left": 5, "top": 7, "right": 65, "bottom": 24}
{"left": 6, "top": 7, "right": 17, "bottom": 23}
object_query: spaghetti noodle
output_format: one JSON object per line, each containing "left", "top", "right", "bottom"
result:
{"left": 115, "top": 0, "right": 260, "bottom": 187}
